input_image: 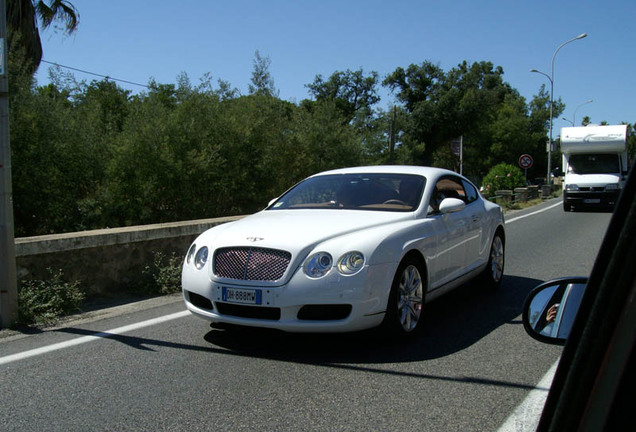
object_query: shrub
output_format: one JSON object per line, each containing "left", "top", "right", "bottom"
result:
{"left": 481, "top": 163, "right": 526, "bottom": 195}
{"left": 138, "top": 252, "right": 183, "bottom": 295}
{"left": 18, "top": 268, "right": 85, "bottom": 326}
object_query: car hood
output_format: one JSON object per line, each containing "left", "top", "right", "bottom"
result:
{"left": 196, "top": 209, "right": 413, "bottom": 255}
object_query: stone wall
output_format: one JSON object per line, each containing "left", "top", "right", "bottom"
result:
{"left": 492, "top": 184, "right": 560, "bottom": 205}
{"left": 15, "top": 216, "right": 243, "bottom": 297}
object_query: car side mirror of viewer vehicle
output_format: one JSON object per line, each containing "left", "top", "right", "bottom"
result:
{"left": 522, "top": 277, "right": 588, "bottom": 345}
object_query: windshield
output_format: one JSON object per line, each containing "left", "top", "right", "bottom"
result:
{"left": 568, "top": 154, "right": 620, "bottom": 174}
{"left": 268, "top": 173, "right": 426, "bottom": 212}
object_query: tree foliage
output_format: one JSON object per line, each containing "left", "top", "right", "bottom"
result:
{"left": 9, "top": 41, "right": 589, "bottom": 236}
{"left": 7, "top": 0, "right": 79, "bottom": 71}
{"left": 384, "top": 61, "right": 564, "bottom": 182}
{"left": 306, "top": 68, "right": 380, "bottom": 124}
{"left": 481, "top": 163, "right": 526, "bottom": 195}
{"left": 248, "top": 50, "right": 277, "bottom": 97}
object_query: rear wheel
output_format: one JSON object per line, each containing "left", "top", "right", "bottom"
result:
{"left": 481, "top": 232, "right": 505, "bottom": 290}
{"left": 382, "top": 257, "right": 425, "bottom": 336}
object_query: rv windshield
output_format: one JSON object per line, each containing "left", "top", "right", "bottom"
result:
{"left": 568, "top": 154, "right": 619, "bottom": 175}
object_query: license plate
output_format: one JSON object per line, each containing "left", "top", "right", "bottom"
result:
{"left": 222, "top": 287, "right": 262, "bottom": 305}
{"left": 583, "top": 199, "right": 601, "bottom": 204}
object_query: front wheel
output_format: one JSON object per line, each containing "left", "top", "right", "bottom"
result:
{"left": 381, "top": 257, "right": 425, "bottom": 336}
{"left": 481, "top": 232, "right": 505, "bottom": 290}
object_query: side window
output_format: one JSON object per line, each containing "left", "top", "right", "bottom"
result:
{"left": 430, "top": 176, "right": 467, "bottom": 211}
{"left": 462, "top": 180, "right": 478, "bottom": 204}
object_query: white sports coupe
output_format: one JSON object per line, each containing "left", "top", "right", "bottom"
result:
{"left": 182, "top": 166, "right": 505, "bottom": 335}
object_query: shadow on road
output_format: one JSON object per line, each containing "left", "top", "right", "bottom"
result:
{"left": 202, "top": 274, "right": 543, "bottom": 364}
{"left": 50, "top": 275, "right": 545, "bottom": 390}
{"left": 53, "top": 274, "right": 542, "bottom": 369}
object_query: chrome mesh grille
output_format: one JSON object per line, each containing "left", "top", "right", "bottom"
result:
{"left": 213, "top": 247, "right": 291, "bottom": 281}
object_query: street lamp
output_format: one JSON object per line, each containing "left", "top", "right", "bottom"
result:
{"left": 531, "top": 33, "right": 587, "bottom": 184}
{"left": 573, "top": 99, "right": 593, "bottom": 126}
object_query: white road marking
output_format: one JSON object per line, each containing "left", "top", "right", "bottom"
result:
{"left": 496, "top": 360, "right": 559, "bottom": 432}
{"left": 0, "top": 310, "right": 190, "bottom": 366}
{"left": 506, "top": 201, "right": 562, "bottom": 224}
{"left": 496, "top": 200, "right": 563, "bottom": 430}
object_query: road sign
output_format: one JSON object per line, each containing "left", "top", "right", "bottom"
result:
{"left": 519, "top": 154, "right": 533, "bottom": 170}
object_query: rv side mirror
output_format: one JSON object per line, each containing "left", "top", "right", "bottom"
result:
{"left": 522, "top": 277, "right": 588, "bottom": 345}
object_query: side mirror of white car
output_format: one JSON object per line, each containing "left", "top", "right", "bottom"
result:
{"left": 439, "top": 197, "right": 466, "bottom": 214}
{"left": 522, "top": 277, "right": 587, "bottom": 345}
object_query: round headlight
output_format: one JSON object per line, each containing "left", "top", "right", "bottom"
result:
{"left": 304, "top": 252, "right": 333, "bottom": 278}
{"left": 195, "top": 246, "right": 209, "bottom": 270}
{"left": 186, "top": 243, "right": 197, "bottom": 265}
{"left": 337, "top": 251, "right": 365, "bottom": 275}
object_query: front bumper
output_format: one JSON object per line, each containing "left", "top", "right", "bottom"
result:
{"left": 564, "top": 189, "right": 620, "bottom": 208}
{"left": 182, "top": 262, "right": 395, "bottom": 333}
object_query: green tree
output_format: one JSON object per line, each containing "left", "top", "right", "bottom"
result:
{"left": 384, "top": 61, "right": 518, "bottom": 176}
{"left": 581, "top": 115, "right": 591, "bottom": 127}
{"left": 101, "top": 79, "right": 225, "bottom": 226}
{"left": 294, "top": 99, "right": 364, "bottom": 174}
{"left": 248, "top": 50, "right": 277, "bottom": 97}
{"left": 10, "top": 77, "right": 106, "bottom": 235}
{"left": 6, "top": 0, "right": 79, "bottom": 71}
{"left": 306, "top": 68, "right": 380, "bottom": 124}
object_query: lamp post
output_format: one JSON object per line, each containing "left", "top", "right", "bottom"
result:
{"left": 573, "top": 99, "right": 593, "bottom": 126}
{"left": 531, "top": 33, "right": 587, "bottom": 184}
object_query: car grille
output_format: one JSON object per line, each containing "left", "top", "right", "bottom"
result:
{"left": 213, "top": 247, "right": 291, "bottom": 281}
{"left": 578, "top": 186, "right": 606, "bottom": 192}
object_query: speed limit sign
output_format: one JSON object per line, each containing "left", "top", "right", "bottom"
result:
{"left": 519, "top": 154, "right": 533, "bottom": 170}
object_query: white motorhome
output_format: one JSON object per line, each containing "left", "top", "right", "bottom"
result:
{"left": 561, "top": 125, "right": 629, "bottom": 211}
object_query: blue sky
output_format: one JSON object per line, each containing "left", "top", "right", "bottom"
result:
{"left": 35, "top": 0, "right": 635, "bottom": 136}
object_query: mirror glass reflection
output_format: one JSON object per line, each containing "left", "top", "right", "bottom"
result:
{"left": 526, "top": 280, "right": 587, "bottom": 343}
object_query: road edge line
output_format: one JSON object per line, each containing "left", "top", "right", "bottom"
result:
{"left": 0, "top": 310, "right": 190, "bottom": 366}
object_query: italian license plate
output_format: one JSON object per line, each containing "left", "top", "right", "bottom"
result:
{"left": 222, "top": 287, "right": 262, "bottom": 305}
{"left": 583, "top": 199, "right": 601, "bottom": 204}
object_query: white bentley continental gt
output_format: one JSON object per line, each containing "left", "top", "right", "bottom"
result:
{"left": 182, "top": 166, "right": 505, "bottom": 335}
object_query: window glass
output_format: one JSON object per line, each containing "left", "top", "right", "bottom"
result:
{"left": 462, "top": 180, "right": 478, "bottom": 204}
{"left": 430, "top": 176, "right": 467, "bottom": 211}
{"left": 269, "top": 173, "right": 426, "bottom": 212}
{"left": 568, "top": 154, "right": 619, "bottom": 174}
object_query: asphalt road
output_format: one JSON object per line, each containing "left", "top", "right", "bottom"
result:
{"left": 0, "top": 198, "right": 612, "bottom": 432}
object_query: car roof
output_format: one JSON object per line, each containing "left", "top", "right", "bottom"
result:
{"left": 309, "top": 165, "right": 459, "bottom": 178}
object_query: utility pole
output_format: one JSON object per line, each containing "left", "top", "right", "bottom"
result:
{"left": 388, "top": 106, "right": 396, "bottom": 164}
{"left": 0, "top": 0, "right": 18, "bottom": 328}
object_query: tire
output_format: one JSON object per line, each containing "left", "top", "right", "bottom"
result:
{"left": 563, "top": 201, "right": 572, "bottom": 212}
{"left": 381, "top": 257, "right": 425, "bottom": 336}
{"left": 481, "top": 231, "right": 505, "bottom": 290}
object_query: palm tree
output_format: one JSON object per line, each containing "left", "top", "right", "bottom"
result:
{"left": 6, "top": 0, "right": 79, "bottom": 71}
